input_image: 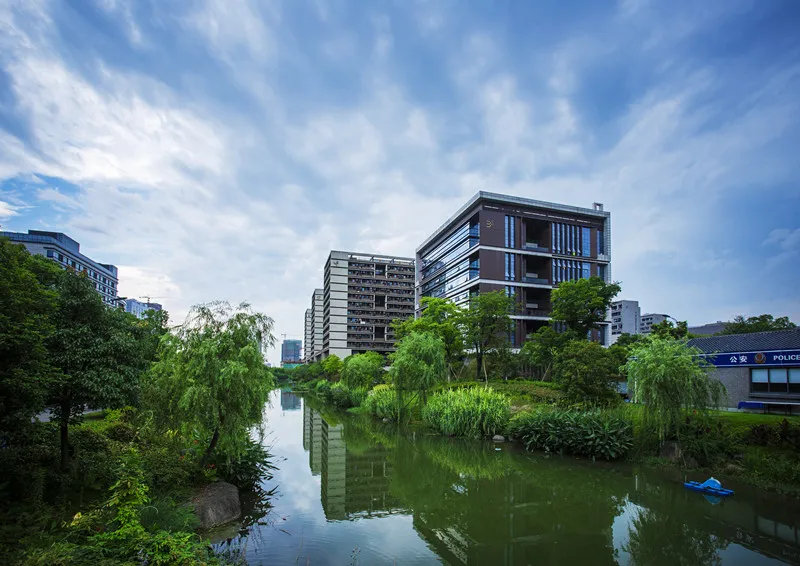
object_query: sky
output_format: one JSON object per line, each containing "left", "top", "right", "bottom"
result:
{"left": 1, "top": 0, "right": 799, "bottom": 363}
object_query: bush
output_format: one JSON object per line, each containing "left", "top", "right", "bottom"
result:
{"left": 363, "top": 386, "right": 405, "bottom": 420}
{"left": 677, "top": 415, "right": 741, "bottom": 466}
{"left": 422, "top": 388, "right": 510, "bottom": 438}
{"left": 509, "top": 408, "right": 633, "bottom": 461}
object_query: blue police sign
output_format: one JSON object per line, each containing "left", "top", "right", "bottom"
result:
{"left": 701, "top": 350, "right": 800, "bottom": 368}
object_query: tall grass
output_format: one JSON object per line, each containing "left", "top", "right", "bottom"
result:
{"left": 508, "top": 407, "right": 633, "bottom": 461}
{"left": 363, "top": 386, "right": 408, "bottom": 420}
{"left": 422, "top": 387, "right": 510, "bottom": 438}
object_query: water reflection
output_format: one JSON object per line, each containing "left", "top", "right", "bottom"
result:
{"left": 245, "top": 393, "right": 800, "bottom": 565}
{"left": 280, "top": 390, "right": 301, "bottom": 411}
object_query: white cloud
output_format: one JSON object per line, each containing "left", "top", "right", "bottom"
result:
{"left": 36, "top": 187, "right": 80, "bottom": 209}
{"left": 0, "top": 200, "right": 20, "bottom": 219}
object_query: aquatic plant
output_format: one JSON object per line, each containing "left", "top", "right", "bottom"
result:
{"left": 422, "top": 387, "right": 510, "bottom": 438}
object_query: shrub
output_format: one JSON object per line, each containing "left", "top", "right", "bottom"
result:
{"left": 422, "top": 388, "right": 510, "bottom": 438}
{"left": 363, "top": 386, "right": 405, "bottom": 420}
{"left": 509, "top": 408, "right": 633, "bottom": 460}
{"left": 678, "top": 415, "right": 741, "bottom": 466}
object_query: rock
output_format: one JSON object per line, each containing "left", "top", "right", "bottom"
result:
{"left": 382, "top": 418, "right": 391, "bottom": 423}
{"left": 492, "top": 435, "right": 505, "bottom": 442}
{"left": 659, "top": 441, "right": 682, "bottom": 462}
{"left": 192, "top": 482, "right": 241, "bottom": 529}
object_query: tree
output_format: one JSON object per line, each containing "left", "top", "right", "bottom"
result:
{"left": 625, "top": 338, "right": 726, "bottom": 442}
{"left": 48, "top": 270, "right": 145, "bottom": 469}
{"left": 0, "top": 239, "right": 60, "bottom": 431}
{"left": 341, "top": 352, "right": 384, "bottom": 389}
{"left": 321, "top": 354, "right": 343, "bottom": 381}
{"left": 460, "top": 291, "right": 514, "bottom": 382}
{"left": 721, "top": 314, "right": 796, "bottom": 335}
{"left": 150, "top": 301, "right": 275, "bottom": 462}
{"left": 650, "top": 319, "right": 691, "bottom": 339}
{"left": 393, "top": 297, "right": 465, "bottom": 380}
{"left": 553, "top": 340, "right": 621, "bottom": 406}
{"left": 614, "top": 333, "right": 647, "bottom": 349}
{"left": 520, "top": 326, "right": 575, "bottom": 381}
{"left": 390, "top": 331, "right": 446, "bottom": 407}
{"left": 550, "top": 276, "right": 621, "bottom": 336}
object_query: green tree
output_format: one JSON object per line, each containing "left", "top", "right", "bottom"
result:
{"left": 341, "top": 352, "right": 384, "bottom": 389}
{"left": 0, "top": 239, "right": 60, "bottom": 431}
{"left": 650, "top": 319, "right": 691, "bottom": 339}
{"left": 49, "top": 270, "right": 145, "bottom": 469}
{"left": 721, "top": 314, "right": 796, "bottom": 334}
{"left": 520, "top": 326, "right": 576, "bottom": 381}
{"left": 614, "top": 333, "right": 647, "bottom": 349}
{"left": 150, "top": 301, "right": 275, "bottom": 461}
{"left": 625, "top": 338, "right": 726, "bottom": 441}
{"left": 553, "top": 340, "right": 621, "bottom": 405}
{"left": 394, "top": 297, "right": 465, "bottom": 380}
{"left": 321, "top": 354, "right": 343, "bottom": 381}
{"left": 460, "top": 291, "right": 514, "bottom": 382}
{"left": 550, "top": 276, "right": 621, "bottom": 336}
{"left": 390, "top": 331, "right": 447, "bottom": 408}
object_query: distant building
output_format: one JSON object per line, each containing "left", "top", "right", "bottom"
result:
{"left": 689, "top": 321, "right": 728, "bottom": 336}
{"left": 640, "top": 313, "right": 668, "bottom": 335}
{"left": 610, "top": 300, "right": 641, "bottom": 344}
{"left": 281, "top": 339, "right": 302, "bottom": 366}
{"left": 124, "top": 298, "right": 163, "bottom": 319}
{"left": 687, "top": 330, "right": 800, "bottom": 411}
{"left": 1, "top": 229, "right": 119, "bottom": 306}
{"left": 306, "top": 289, "right": 324, "bottom": 363}
{"left": 303, "top": 309, "right": 313, "bottom": 362}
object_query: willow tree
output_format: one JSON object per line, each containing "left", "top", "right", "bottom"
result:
{"left": 150, "top": 301, "right": 275, "bottom": 461}
{"left": 390, "top": 331, "right": 446, "bottom": 412}
{"left": 625, "top": 337, "right": 726, "bottom": 442}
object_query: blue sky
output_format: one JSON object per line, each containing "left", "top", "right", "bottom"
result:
{"left": 1, "top": 0, "right": 799, "bottom": 361}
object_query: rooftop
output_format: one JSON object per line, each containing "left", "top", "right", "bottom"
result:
{"left": 687, "top": 329, "right": 800, "bottom": 354}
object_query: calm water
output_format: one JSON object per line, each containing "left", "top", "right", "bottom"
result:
{"left": 222, "top": 390, "right": 800, "bottom": 565}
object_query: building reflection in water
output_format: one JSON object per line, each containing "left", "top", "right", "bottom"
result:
{"left": 280, "top": 391, "right": 301, "bottom": 411}
{"left": 300, "top": 402, "right": 800, "bottom": 565}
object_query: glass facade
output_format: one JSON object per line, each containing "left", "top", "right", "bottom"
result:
{"left": 504, "top": 253, "right": 516, "bottom": 281}
{"left": 751, "top": 368, "right": 800, "bottom": 394}
{"left": 552, "top": 260, "right": 591, "bottom": 284}
{"left": 581, "top": 227, "right": 591, "bottom": 257}
{"left": 504, "top": 215, "right": 516, "bottom": 248}
{"left": 552, "top": 222, "right": 592, "bottom": 257}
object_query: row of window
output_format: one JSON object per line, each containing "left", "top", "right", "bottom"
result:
{"left": 751, "top": 368, "right": 800, "bottom": 394}
{"left": 47, "top": 249, "right": 116, "bottom": 288}
{"left": 552, "top": 223, "right": 592, "bottom": 257}
{"left": 504, "top": 215, "right": 516, "bottom": 248}
{"left": 504, "top": 253, "right": 516, "bottom": 281}
{"left": 553, "top": 260, "right": 592, "bottom": 284}
{"left": 420, "top": 236, "right": 479, "bottom": 281}
{"left": 420, "top": 222, "right": 472, "bottom": 267}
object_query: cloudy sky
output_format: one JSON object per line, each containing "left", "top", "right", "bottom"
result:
{"left": 1, "top": 0, "right": 799, "bottom": 361}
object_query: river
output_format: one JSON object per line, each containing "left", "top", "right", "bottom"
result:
{"left": 220, "top": 390, "right": 800, "bottom": 565}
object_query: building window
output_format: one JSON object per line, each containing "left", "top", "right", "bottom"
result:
{"left": 598, "top": 229, "right": 604, "bottom": 255}
{"left": 582, "top": 262, "right": 591, "bottom": 279}
{"left": 582, "top": 227, "right": 591, "bottom": 257}
{"left": 504, "top": 215, "right": 516, "bottom": 248}
{"left": 505, "top": 285, "right": 515, "bottom": 300}
{"left": 751, "top": 368, "right": 800, "bottom": 394}
{"left": 504, "top": 253, "right": 515, "bottom": 281}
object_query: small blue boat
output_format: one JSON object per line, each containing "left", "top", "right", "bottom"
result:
{"left": 684, "top": 477, "right": 734, "bottom": 497}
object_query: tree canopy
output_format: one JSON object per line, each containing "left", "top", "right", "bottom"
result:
{"left": 553, "top": 340, "right": 621, "bottom": 406}
{"left": 341, "top": 351, "right": 384, "bottom": 389}
{"left": 393, "top": 297, "right": 464, "bottom": 380}
{"left": 550, "top": 276, "right": 621, "bottom": 336}
{"left": 390, "top": 331, "right": 447, "bottom": 405}
{"left": 459, "top": 291, "right": 513, "bottom": 381}
{"left": 721, "top": 314, "right": 796, "bottom": 335}
{"left": 649, "top": 319, "right": 691, "bottom": 339}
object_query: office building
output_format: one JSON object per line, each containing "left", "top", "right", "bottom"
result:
{"left": 124, "top": 298, "right": 163, "bottom": 319}
{"left": 640, "top": 313, "right": 668, "bottom": 334}
{"left": 281, "top": 339, "right": 302, "bottom": 366}
{"left": 1, "top": 229, "right": 119, "bottom": 306}
{"left": 689, "top": 321, "right": 728, "bottom": 336}
{"left": 303, "top": 309, "right": 313, "bottom": 362}
{"left": 686, "top": 330, "right": 800, "bottom": 411}
{"left": 322, "top": 251, "right": 415, "bottom": 359}
{"left": 307, "top": 289, "right": 324, "bottom": 363}
{"left": 610, "top": 300, "right": 641, "bottom": 344}
{"left": 415, "top": 192, "right": 611, "bottom": 346}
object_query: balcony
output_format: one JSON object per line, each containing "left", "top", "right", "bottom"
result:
{"left": 514, "top": 307, "right": 551, "bottom": 318}
{"left": 523, "top": 242, "right": 550, "bottom": 253}
{"left": 522, "top": 275, "right": 550, "bottom": 285}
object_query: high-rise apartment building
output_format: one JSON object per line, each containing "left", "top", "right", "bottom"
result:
{"left": 640, "top": 313, "right": 668, "bottom": 334}
{"left": 415, "top": 192, "right": 612, "bottom": 346}
{"left": 281, "top": 339, "right": 302, "bottom": 366}
{"left": 2, "top": 230, "right": 119, "bottom": 306}
{"left": 610, "top": 300, "right": 641, "bottom": 344}
{"left": 322, "top": 251, "right": 415, "bottom": 359}
{"left": 303, "top": 308, "right": 313, "bottom": 362}
{"left": 307, "top": 289, "right": 324, "bottom": 363}
{"left": 124, "top": 298, "right": 163, "bottom": 319}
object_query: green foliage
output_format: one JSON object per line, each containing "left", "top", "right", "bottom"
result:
{"left": 459, "top": 291, "right": 514, "bottom": 381}
{"left": 553, "top": 340, "right": 621, "bottom": 406}
{"left": 550, "top": 276, "right": 621, "bottom": 336}
{"left": 390, "top": 331, "right": 447, "bottom": 407}
{"left": 721, "top": 313, "right": 796, "bottom": 334}
{"left": 291, "top": 361, "right": 324, "bottom": 383}
{"left": 677, "top": 414, "right": 741, "bottom": 467}
{"left": 341, "top": 352, "right": 384, "bottom": 389}
{"left": 422, "top": 388, "right": 511, "bottom": 438}
{"left": 509, "top": 408, "right": 633, "bottom": 461}
{"left": 0, "top": 238, "right": 60, "bottom": 431}
{"left": 321, "top": 354, "right": 343, "bottom": 380}
{"left": 393, "top": 297, "right": 465, "bottom": 380}
{"left": 363, "top": 386, "right": 407, "bottom": 420}
{"left": 614, "top": 333, "right": 647, "bottom": 349}
{"left": 625, "top": 338, "right": 726, "bottom": 441}
{"left": 327, "top": 382, "right": 369, "bottom": 410}
{"left": 520, "top": 326, "right": 575, "bottom": 381}
{"left": 649, "top": 319, "right": 691, "bottom": 339}
{"left": 488, "top": 380, "right": 563, "bottom": 406}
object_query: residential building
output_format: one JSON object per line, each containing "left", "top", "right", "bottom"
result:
{"left": 124, "top": 298, "right": 163, "bottom": 319}
{"left": 640, "top": 313, "right": 668, "bottom": 334}
{"left": 610, "top": 300, "right": 641, "bottom": 344}
{"left": 415, "top": 192, "right": 611, "bottom": 347}
{"left": 689, "top": 321, "right": 728, "bottom": 336}
{"left": 308, "top": 289, "right": 324, "bottom": 363}
{"left": 281, "top": 339, "right": 302, "bottom": 366}
{"left": 1, "top": 229, "right": 119, "bottom": 306}
{"left": 303, "top": 308, "right": 313, "bottom": 362}
{"left": 322, "top": 251, "right": 415, "bottom": 359}
{"left": 687, "top": 330, "right": 800, "bottom": 411}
